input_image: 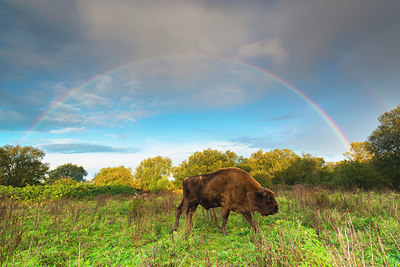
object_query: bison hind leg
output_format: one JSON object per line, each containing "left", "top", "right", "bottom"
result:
{"left": 220, "top": 206, "right": 231, "bottom": 236}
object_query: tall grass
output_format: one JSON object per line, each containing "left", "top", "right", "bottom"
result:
{"left": 0, "top": 187, "right": 399, "bottom": 266}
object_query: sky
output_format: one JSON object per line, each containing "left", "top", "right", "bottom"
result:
{"left": 1, "top": 0, "right": 400, "bottom": 179}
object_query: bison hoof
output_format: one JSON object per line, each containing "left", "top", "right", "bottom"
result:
{"left": 220, "top": 229, "right": 228, "bottom": 236}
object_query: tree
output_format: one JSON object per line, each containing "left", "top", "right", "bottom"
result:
{"left": 134, "top": 156, "right": 172, "bottom": 191}
{"left": 368, "top": 105, "right": 400, "bottom": 186}
{"left": 92, "top": 166, "right": 134, "bottom": 186}
{"left": 333, "top": 160, "right": 383, "bottom": 189}
{"left": 236, "top": 156, "right": 252, "bottom": 173}
{"left": 0, "top": 145, "right": 49, "bottom": 187}
{"left": 278, "top": 153, "right": 330, "bottom": 185}
{"left": 343, "top": 142, "right": 373, "bottom": 162}
{"left": 245, "top": 149, "right": 300, "bottom": 185}
{"left": 172, "top": 149, "right": 238, "bottom": 187}
{"left": 46, "top": 163, "right": 88, "bottom": 184}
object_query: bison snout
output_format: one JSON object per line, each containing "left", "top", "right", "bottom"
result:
{"left": 269, "top": 206, "right": 279, "bottom": 215}
{"left": 273, "top": 206, "right": 279, "bottom": 214}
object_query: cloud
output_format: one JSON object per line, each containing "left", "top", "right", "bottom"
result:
{"left": 77, "top": 0, "right": 247, "bottom": 58}
{"left": 0, "top": 110, "right": 29, "bottom": 131}
{"left": 45, "top": 108, "right": 85, "bottom": 126}
{"left": 237, "top": 38, "right": 289, "bottom": 64}
{"left": 49, "top": 127, "right": 86, "bottom": 134}
{"left": 41, "top": 143, "right": 139, "bottom": 154}
{"left": 0, "top": 49, "right": 54, "bottom": 69}
{"left": 231, "top": 136, "right": 273, "bottom": 149}
{"left": 95, "top": 76, "right": 113, "bottom": 92}
{"left": 0, "top": 88, "right": 52, "bottom": 131}
{"left": 1, "top": 0, "right": 399, "bottom": 150}
{"left": 1, "top": 0, "right": 398, "bottom": 97}
{"left": 77, "top": 93, "right": 110, "bottom": 108}
{"left": 259, "top": 113, "right": 303, "bottom": 122}
{"left": 107, "top": 133, "right": 131, "bottom": 139}
{"left": 1, "top": 0, "right": 399, "bottom": 78}
{"left": 40, "top": 99, "right": 150, "bottom": 129}
{"left": 189, "top": 84, "right": 248, "bottom": 108}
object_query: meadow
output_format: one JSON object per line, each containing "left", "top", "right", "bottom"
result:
{"left": 1, "top": 186, "right": 399, "bottom": 266}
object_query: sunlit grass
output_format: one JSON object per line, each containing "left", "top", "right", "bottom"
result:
{"left": 1, "top": 187, "right": 399, "bottom": 266}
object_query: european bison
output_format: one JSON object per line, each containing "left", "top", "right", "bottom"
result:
{"left": 172, "top": 167, "right": 278, "bottom": 235}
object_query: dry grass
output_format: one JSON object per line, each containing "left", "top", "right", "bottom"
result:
{"left": 0, "top": 187, "right": 399, "bottom": 266}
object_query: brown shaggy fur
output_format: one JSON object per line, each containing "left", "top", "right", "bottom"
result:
{"left": 172, "top": 167, "right": 279, "bottom": 235}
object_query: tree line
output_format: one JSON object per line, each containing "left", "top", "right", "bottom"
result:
{"left": 1, "top": 105, "right": 399, "bottom": 190}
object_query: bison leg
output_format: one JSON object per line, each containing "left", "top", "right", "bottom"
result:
{"left": 242, "top": 212, "right": 258, "bottom": 232}
{"left": 220, "top": 207, "right": 231, "bottom": 235}
{"left": 172, "top": 201, "right": 184, "bottom": 232}
{"left": 186, "top": 203, "right": 198, "bottom": 230}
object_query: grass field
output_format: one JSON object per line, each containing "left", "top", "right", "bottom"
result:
{"left": 1, "top": 186, "right": 399, "bottom": 266}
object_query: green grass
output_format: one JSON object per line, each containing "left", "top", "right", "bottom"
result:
{"left": 1, "top": 187, "right": 399, "bottom": 266}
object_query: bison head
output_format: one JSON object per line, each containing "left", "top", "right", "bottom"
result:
{"left": 254, "top": 187, "right": 279, "bottom": 216}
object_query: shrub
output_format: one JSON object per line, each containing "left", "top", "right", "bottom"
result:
{"left": 0, "top": 183, "right": 137, "bottom": 202}
{"left": 333, "top": 160, "right": 384, "bottom": 189}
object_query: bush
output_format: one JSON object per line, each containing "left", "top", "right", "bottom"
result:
{"left": 0, "top": 183, "right": 137, "bottom": 202}
{"left": 333, "top": 160, "right": 384, "bottom": 189}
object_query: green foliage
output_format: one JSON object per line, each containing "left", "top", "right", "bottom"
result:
{"left": 172, "top": 149, "right": 238, "bottom": 187}
{"left": 0, "top": 183, "right": 137, "bottom": 202}
{"left": 236, "top": 156, "right": 252, "bottom": 173}
{"left": 93, "top": 166, "right": 134, "bottom": 187}
{"left": 245, "top": 149, "right": 300, "bottom": 185}
{"left": 134, "top": 156, "right": 172, "bottom": 191}
{"left": 0, "top": 145, "right": 49, "bottom": 187}
{"left": 368, "top": 104, "right": 400, "bottom": 157}
{"left": 368, "top": 104, "right": 400, "bottom": 187}
{"left": 52, "top": 177, "right": 78, "bottom": 186}
{"left": 251, "top": 170, "right": 272, "bottom": 187}
{"left": 277, "top": 153, "right": 332, "bottom": 185}
{"left": 343, "top": 141, "right": 373, "bottom": 162}
{"left": 46, "top": 163, "right": 88, "bottom": 184}
{"left": 1, "top": 188, "right": 399, "bottom": 266}
{"left": 333, "top": 160, "right": 384, "bottom": 189}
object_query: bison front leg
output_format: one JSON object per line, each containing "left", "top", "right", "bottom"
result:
{"left": 172, "top": 201, "right": 184, "bottom": 232}
{"left": 242, "top": 212, "right": 258, "bottom": 233}
{"left": 220, "top": 207, "right": 231, "bottom": 235}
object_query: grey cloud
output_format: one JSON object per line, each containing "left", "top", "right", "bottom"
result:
{"left": 237, "top": 38, "right": 289, "bottom": 65}
{"left": 41, "top": 143, "right": 140, "bottom": 154}
{"left": 2, "top": 0, "right": 399, "bottom": 80}
{"left": 1, "top": 0, "right": 82, "bottom": 42}
{"left": 0, "top": 0, "right": 87, "bottom": 76}
{"left": 275, "top": 0, "right": 400, "bottom": 75}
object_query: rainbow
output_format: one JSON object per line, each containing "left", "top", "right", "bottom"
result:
{"left": 20, "top": 54, "right": 351, "bottom": 151}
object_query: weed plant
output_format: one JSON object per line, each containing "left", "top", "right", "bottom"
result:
{"left": 0, "top": 187, "right": 399, "bottom": 266}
